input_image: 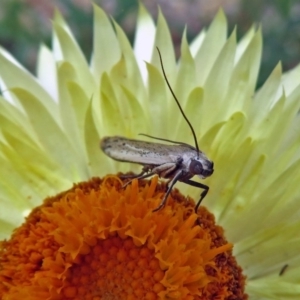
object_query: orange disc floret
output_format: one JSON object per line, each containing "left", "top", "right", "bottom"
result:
{"left": 0, "top": 175, "right": 247, "bottom": 299}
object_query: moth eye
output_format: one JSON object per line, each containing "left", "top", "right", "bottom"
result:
{"left": 190, "top": 160, "right": 203, "bottom": 175}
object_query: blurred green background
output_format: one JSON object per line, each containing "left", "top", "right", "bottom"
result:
{"left": 0, "top": 0, "right": 299, "bottom": 88}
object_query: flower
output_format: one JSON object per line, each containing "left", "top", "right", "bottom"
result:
{"left": 0, "top": 176, "right": 245, "bottom": 299}
{"left": 0, "top": 3, "right": 300, "bottom": 300}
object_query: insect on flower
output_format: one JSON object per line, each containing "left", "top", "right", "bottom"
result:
{"left": 100, "top": 48, "right": 214, "bottom": 213}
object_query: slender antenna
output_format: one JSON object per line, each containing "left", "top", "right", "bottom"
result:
{"left": 139, "top": 133, "right": 197, "bottom": 149}
{"left": 156, "top": 47, "right": 200, "bottom": 155}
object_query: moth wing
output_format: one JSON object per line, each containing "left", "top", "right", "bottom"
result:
{"left": 100, "top": 136, "right": 184, "bottom": 165}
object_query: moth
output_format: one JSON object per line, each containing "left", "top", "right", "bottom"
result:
{"left": 100, "top": 48, "right": 214, "bottom": 213}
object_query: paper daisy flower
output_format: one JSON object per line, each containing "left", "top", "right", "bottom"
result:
{"left": 0, "top": 4, "right": 300, "bottom": 300}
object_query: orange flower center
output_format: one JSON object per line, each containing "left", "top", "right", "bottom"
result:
{"left": 64, "top": 236, "right": 164, "bottom": 299}
{"left": 0, "top": 175, "right": 247, "bottom": 299}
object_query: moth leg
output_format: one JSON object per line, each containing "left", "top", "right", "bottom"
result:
{"left": 122, "top": 170, "right": 156, "bottom": 189}
{"left": 158, "top": 157, "right": 183, "bottom": 191}
{"left": 120, "top": 170, "right": 145, "bottom": 180}
{"left": 120, "top": 165, "right": 152, "bottom": 187}
{"left": 120, "top": 165, "right": 151, "bottom": 179}
{"left": 182, "top": 179, "right": 209, "bottom": 213}
{"left": 122, "top": 162, "right": 177, "bottom": 190}
{"left": 163, "top": 158, "right": 183, "bottom": 189}
{"left": 152, "top": 170, "right": 184, "bottom": 212}
{"left": 152, "top": 162, "right": 178, "bottom": 177}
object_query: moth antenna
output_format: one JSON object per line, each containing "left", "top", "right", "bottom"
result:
{"left": 156, "top": 47, "right": 200, "bottom": 156}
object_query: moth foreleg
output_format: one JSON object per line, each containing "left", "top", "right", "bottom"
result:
{"left": 152, "top": 169, "right": 184, "bottom": 212}
{"left": 182, "top": 179, "right": 209, "bottom": 213}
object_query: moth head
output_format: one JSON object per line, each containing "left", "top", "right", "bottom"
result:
{"left": 189, "top": 156, "right": 214, "bottom": 179}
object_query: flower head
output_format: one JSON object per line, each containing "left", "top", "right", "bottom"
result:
{"left": 0, "top": 3, "right": 300, "bottom": 299}
{"left": 0, "top": 176, "right": 245, "bottom": 299}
